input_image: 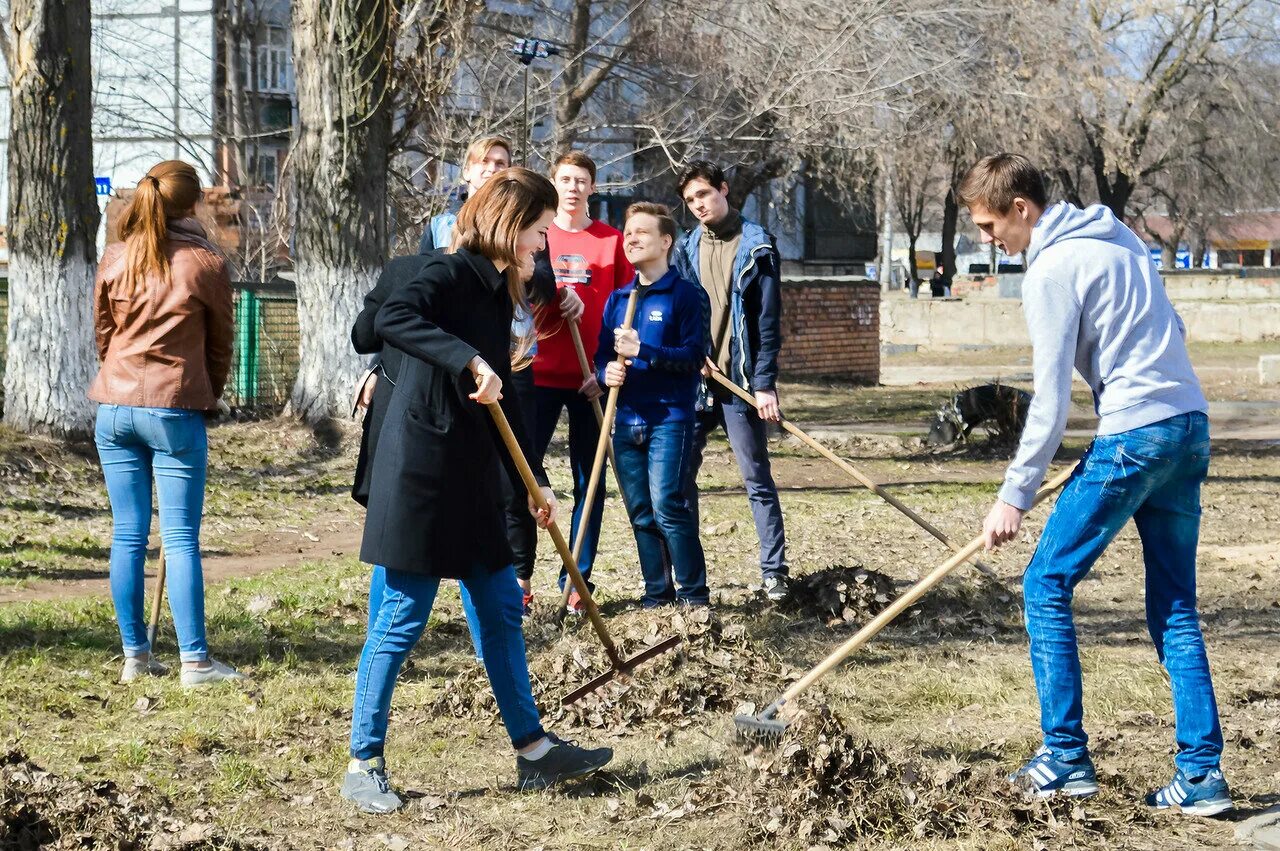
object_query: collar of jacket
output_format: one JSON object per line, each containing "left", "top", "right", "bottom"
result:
{"left": 457, "top": 248, "right": 507, "bottom": 293}
{"left": 626, "top": 266, "right": 680, "bottom": 295}
{"left": 166, "top": 217, "right": 221, "bottom": 255}
{"left": 685, "top": 217, "right": 769, "bottom": 260}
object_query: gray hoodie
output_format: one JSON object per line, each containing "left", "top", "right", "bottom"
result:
{"left": 999, "top": 202, "right": 1207, "bottom": 510}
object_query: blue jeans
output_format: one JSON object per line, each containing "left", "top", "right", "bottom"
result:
{"left": 1024, "top": 412, "right": 1223, "bottom": 777}
{"left": 94, "top": 404, "right": 209, "bottom": 663}
{"left": 367, "top": 567, "right": 488, "bottom": 662}
{"left": 687, "top": 387, "right": 787, "bottom": 578}
{"left": 351, "top": 564, "right": 545, "bottom": 760}
{"left": 532, "top": 387, "right": 604, "bottom": 589}
{"left": 615, "top": 421, "right": 709, "bottom": 607}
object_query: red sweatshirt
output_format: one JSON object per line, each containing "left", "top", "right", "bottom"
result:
{"left": 533, "top": 219, "right": 634, "bottom": 389}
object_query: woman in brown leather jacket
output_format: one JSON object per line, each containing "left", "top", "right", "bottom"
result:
{"left": 89, "top": 160, "right": 242, "bottom": 688}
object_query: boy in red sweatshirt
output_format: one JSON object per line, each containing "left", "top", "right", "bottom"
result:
{"left": 532, "top": 151, "right": 633, "bottom": 612}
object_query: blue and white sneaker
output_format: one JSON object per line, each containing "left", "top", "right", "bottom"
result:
{"left": 1008, "top": 746, "right": 1099, "bottom": 797}
{"left": 1146, "top": 768, "right": 1234, "bottom": 817}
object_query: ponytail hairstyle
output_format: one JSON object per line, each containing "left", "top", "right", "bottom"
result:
{"left": 450, "top": 167, "right": 558, "bottom": 368}
{"left": 117, "top": 161, "right": 203, "bottom": 295}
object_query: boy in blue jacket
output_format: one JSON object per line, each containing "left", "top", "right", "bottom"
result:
{"left": 596, "top": 203, "right": 710, "bottom": 607}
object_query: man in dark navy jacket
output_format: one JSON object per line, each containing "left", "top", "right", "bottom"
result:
{"left": 597, "top": 202, "right": 710, "bottom": 607}
{"left": 673, "top": 160, "right": 789, "bottom": 601}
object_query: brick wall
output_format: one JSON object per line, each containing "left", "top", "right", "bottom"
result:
{"left": 777, "top": 279, "right": 880, "bottom": 384}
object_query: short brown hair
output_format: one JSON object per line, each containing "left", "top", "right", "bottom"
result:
{"left": 552, "top": 150, "right": 597, "bottom": 183}
{"left": 624, "top": 202, "right": 677, "bottom": 243}
{"left": 464, "top": 136, "right": 511, "bottom": 169}
{"left": 957, "top": 153, "right": 1048, "bottom": 214}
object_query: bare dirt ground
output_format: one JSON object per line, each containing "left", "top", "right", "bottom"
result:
{"left": 1, "top": 340, "right": 1277, "bottom": 850}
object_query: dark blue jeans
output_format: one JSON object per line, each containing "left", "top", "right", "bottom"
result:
{"left": 351, "top": 564, "right": 544, "bottom": 760}
{"left": 1023, "top": 412, "right": 1223, "bottom": 777}
{"left": 687, "top": 388, "right": 787, "bottom": 578}
{"left": 532, "top": 386, "right": 605, "bottom": 588}
{"left": 614, "top": 421, "right": 709, "bottom": 607}
{"left": 95, "top": 404, "right": 209, "bottom": 663}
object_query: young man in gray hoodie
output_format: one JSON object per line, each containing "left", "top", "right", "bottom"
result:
{"left": 962, "top": 153, "right": 1231, "bottom": 816}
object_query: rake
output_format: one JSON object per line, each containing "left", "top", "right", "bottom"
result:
{"left": 557, "top": 317, "right": 637, "bottom": 612}
{"left": 485, "top": 394, "right": 679, "bottom": 705}
{"left": 707, "top": 371, "right": 998, "bottom": 578}
{"left": 558, "top": 289, "right": 641, "bottom": 612}
{"left": 734, "top": 462, "right": 1078, "bottom": 743}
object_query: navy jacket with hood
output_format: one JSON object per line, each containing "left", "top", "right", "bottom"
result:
{"left": 673, "top": 216, "right": 783, "bottom": 394}
{"left": 594, "top": 268, "right": 708, "bottom": 427}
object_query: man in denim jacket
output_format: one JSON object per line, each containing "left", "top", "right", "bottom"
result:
{"left": 673, "top": 160, "right": 789, "bottom": 602}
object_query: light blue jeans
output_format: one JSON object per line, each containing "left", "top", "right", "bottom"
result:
{"left": 95, "top": 404, "right": 209, "bottom": 663}
{"left": 1023, "top": 412, "right": 1223, "bottom": 777}
{"left": 368, "top": 566, "right": 485, "bottom": 661}
{"left": 351, "top": 564, "right": 544, "bottom": 760}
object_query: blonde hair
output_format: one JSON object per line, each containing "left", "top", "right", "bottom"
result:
{"left": 450, "top": 167, "right": 558, "bottom": 368}
{"left": 464, "top": 136, "right": 512, "bottom": 172}
{"left": 117, "top": 161, "right": 203, "bottom": 296}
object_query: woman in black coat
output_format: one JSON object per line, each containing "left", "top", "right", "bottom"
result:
{"left": 341, "top": 168, "right": 613, "bottom": 814}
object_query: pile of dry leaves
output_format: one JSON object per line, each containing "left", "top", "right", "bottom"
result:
{"left": 780, "top": 564, "right": 896, "bottom": 627}
{"left": 0, "top": 750, "right": 260, "bottom": 850}
{"left": 604, "top": 705, "right": 1149, "bottom": 846}
{"left": 430, "top": 607, "right": 787, "bottom": 736}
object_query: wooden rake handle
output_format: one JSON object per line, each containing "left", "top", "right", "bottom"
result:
{"left": 146, "top": 546, "right": 168, "bottom": 649}
{"left": 484, "top": 398, "right": 622, "bottom": 665}
{"left": 570, "top": 289, "right": 641, "bottom": 567}
{"left": 707, "top": 371, "right": 997, "bottom": 578}
{"left": 778, "top": 463, "right": 1078, "bottom": 706}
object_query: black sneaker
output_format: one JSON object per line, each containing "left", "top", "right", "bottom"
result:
{"left": 763, "top": 574, "right": 790, "bottom": 602}
{"left": 516, "top": 733, "right": 613, "bottom": 791}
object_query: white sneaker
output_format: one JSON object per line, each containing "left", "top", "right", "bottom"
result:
{"left": 120, "top": 656, "right": 169, "bottom": 684}
{"left": 180, "top": 658, "right": 246, "bottom": 688}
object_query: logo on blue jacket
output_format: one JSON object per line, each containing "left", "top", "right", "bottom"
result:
{"left": 647, "top": 309, "right": 664, "bottom": 322}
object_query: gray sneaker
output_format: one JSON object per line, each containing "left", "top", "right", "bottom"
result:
{"left": 180, "top": 658, "right": 246, "bottom": 688}
{"left": 341, "top": 757, "right": 404, "bottom": 814}
{"left": 516, "top": 733, "right": 613, "bottom": 791}
{"left": 120, "top": 656, "right": 169, "bottom": 684}
{"left": 763, "top": 575, "right": 790, "bottom": 602}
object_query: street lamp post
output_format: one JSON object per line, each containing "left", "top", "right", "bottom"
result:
{"left": 510, "top": 38, "right": 560, "bottom": 167}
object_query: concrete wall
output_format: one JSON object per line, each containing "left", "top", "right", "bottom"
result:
{"left": 778, "top": 279, "right": 880, "bottom": 383}
{"left": 882, "top": 297, "right": 1280, "bottom": 347}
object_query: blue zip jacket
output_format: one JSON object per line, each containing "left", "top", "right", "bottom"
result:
{"left": 673, "top": 216, "right": 782, "bottom": 393}
{"left": 594, "top": 268, "right": 708, "bottom": 427}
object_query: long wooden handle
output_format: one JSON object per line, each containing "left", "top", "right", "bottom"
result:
{"left": 573, "top": 289, "right": 641, "bottom": 566}
{"left": 779, "top": 463, "right": 1078, "bottom": 704}
{"left": 146, "top": 547, "right": 167, "bottom": 649}
{"left": 485, "top": 398, "right": 621, "bottom": 663}
{"left": 708, "top": 371, "right": 996, "bottom": 577}
{"left": 568, "top": 320, "right": 629, "bottom": 509}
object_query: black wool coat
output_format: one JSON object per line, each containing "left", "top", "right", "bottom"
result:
{"left": 350, "top": 252, "right": 557, "bottom": 507}
{"left": 358, "top": 249, "right": 550, "bottom": 578}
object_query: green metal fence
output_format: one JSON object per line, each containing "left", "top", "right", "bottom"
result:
{"left": 0, "top": 279, "right": 301, "bottom": 414}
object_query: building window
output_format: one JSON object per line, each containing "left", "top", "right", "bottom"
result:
{"left": 248, "top": 150, "right": 278, "bottom": 187}
{"left": 244, "top": 25, "right": 293, "bottom": 95}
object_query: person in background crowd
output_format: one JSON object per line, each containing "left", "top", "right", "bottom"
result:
{"left": 531, "top": 151, "right": 634, "bottom": 613}
{"left": 674, "top": 160, "right": 791, "bottom": 602}
{"left": 597, "top": 203, "right": 710, "bottom": 607}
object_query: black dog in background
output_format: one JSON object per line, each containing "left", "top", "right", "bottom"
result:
{"left": 926, "top": 383, "right": 1032, "bottom": 446}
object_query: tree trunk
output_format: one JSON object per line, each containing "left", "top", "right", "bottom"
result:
{"left": 289, "top": 0, "right": 394, "bottom": 424}
{"left": 4, "top": 0, "right": 100, "bottom": 437}
{"left": 940, "top": 181, "right": 958, "bottom": 281}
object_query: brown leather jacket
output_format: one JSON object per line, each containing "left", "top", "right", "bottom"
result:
{"left": 88, "top": 218, "right": 234, "bottom": 410}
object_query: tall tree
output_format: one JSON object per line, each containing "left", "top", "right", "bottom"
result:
{"left": 289, "top": 0, "right": 397, "bottom": 424}
{"left": 3, "top": 0, "right": 100, "bottom": 437}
